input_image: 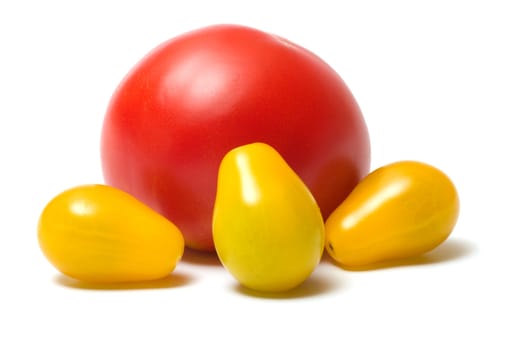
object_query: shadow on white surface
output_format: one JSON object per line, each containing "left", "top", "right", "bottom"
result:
{"left": 331, "top": 238, "right": 476, "bottom": 271}
{"left": 232, "top": 272, "right": 343, "bottom": 299}
{"left": 54, "top": 272, "right": 195, "bottom": 290}
{"left": 181, "top": 247, "right": 222, "bottom": 266}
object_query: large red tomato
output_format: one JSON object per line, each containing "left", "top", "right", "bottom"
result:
{"left": 101, "top": 24, "right": 370, "bottom": 251}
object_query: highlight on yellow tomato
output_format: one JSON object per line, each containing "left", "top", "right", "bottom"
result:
{"left": 213, "top": 143, "right": 325, "bottom": 292}
{"left": 325, "top": 160, "right": 459, "bottom": 268}
{"left": 38, "top": 184, "right": 185, "bottom": 283}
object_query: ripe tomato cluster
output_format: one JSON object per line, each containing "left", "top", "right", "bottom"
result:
{"left": 38, "top": 25, "right": 459, "bottom": 293}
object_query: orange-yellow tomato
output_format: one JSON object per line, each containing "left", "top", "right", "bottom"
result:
{"left": 38, "top": 184, "right": 185, "bottom": 283}
{"left": 325, "top": 160, "right": 459, "bottom": 268}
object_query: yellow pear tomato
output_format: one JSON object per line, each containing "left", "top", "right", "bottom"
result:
{"left": 213, "top": 143, "right": 325, "bottom": 292}
{"left": 38, "top": 184, "right": 185, "bottom": 283}
{"left": 325, "top": 160, "right": 459, "bottom": 268}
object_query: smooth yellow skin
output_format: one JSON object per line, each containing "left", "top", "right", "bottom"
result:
{"left": 325, "top": 160, "right": 459, "bottom": 268}
{"left": 213, "top": 143, "right": 325, "bottom": 292}
{"left": 38, "top": 184, "right": 185, "bottom": 283}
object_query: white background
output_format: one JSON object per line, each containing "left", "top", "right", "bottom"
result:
{"left": 1, "top": 0, "right": 526, "bottom": 348}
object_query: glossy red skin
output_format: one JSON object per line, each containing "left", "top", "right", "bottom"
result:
{"left": 101, "top": 24, "right": 370, "bottom": 251}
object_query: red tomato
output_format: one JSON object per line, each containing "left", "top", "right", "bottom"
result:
{"left": 101, "top": 24, "right": 370, "bottom": 251}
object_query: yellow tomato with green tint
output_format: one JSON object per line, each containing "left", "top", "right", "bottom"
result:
{"left": 213, "top": 143, "right": 325, "bottom": 292}
{"left": 38, "top": 184, "right": 185, "bottom": 283}
{"left": 326, "top": 160, "right": 459, "bottom": 269}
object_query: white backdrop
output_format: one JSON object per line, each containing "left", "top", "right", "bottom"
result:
{"left": 1, "top": 1, "right": 525, "bottom": 349}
